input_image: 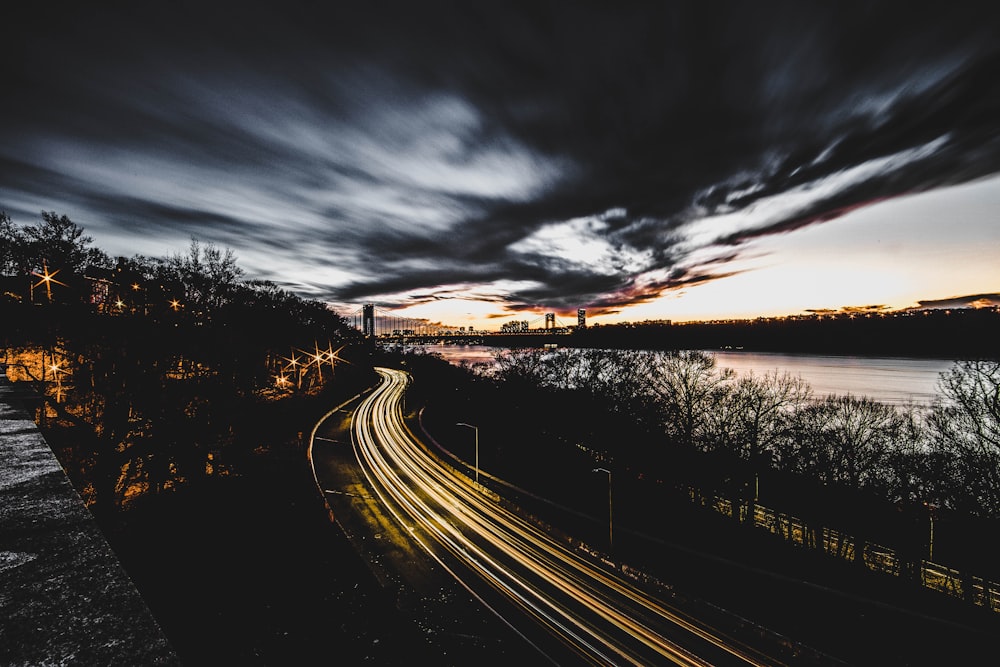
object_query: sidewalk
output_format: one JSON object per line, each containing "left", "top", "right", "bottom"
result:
{"left": 0, "top": 363, "right": 179, "bottom": 666}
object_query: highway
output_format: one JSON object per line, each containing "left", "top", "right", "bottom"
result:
{"left": 349, "top": 366, "right": 779, "bottom": 666}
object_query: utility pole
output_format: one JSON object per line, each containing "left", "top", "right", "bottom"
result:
{"left": 456, "top": 422, "right": 479, "bottom": 484}
{"left": 593, "top": 468, "right": 612, "bottom": 550}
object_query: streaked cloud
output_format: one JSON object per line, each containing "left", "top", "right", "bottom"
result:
{"left": 2, "top": 1, "right": 998, "bottom": 324}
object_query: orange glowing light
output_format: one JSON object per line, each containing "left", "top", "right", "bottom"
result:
{"left": 49, "top": 361, "right": 66, "bottom": 403}
{"left": 31, "top": 263, "right": 66, "bottom": 302}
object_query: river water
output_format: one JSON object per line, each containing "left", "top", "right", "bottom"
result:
{"left": 416, "top": 344, "right": 956, "bottom": 406}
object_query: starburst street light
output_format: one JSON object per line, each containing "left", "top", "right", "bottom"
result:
{"left": 282, "top": 352, "right": 302, "bottom": 370}
{"left": 281, "top": 352, "right": 304, "bottom": 389}
{"left": 49, "top": 361, "right": 67, "bottom": 403}
{"left": 291, "top": 341, "right": 351, "bottom": 385}
{"left": 31, "top": 262, "right": 66, "bottom": 302}
{"left": 326, "top": 343, "right": 350, "bottom": 366}
{"left": 310, "top": 342, "right": 326, "bottom": 381}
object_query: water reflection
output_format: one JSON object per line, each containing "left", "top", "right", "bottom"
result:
{"left": 709, "top": 350, "right": 952, "bottom": 406}
{"left": 419, "top": 344, "right": 954, "bottom": 406}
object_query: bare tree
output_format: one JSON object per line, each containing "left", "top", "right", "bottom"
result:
{"left": 557, "top": 348, "right": 647, "bottom": 413}
{"left": 777, "top": 400, "right": 836, "bottom": 481}
{"left": 166, "top": 239, "right": 244, "bottom": 316}
{"left": 927, "top": 359, "right": 1000, "bottom": 517}
{"left": 21, "top": 211, "right": 110, "bottom": 276}
{"left": 720, "top": 370, "right": 812, "bottom": 466}
{"left": 640, "top": 350, "right": 733, "bottom": 449}
{"left": 491, "top": 347, "right": 549, "bottom": 385}
{"left": 878, "top": 402, "right": 936, "bottom": 506}
{"left": 819, "top": 394, "right": 903, "bottom": 491}
{"left": 0, "top": 211, "right": 26, "bottom": 277}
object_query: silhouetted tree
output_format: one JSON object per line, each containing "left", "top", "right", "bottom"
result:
{"left": 777, "top": 400, "right": 836, "bottom": 479}
{"left": 640, "top": 350, "right": 734, "bottom": 450}
{"left": 166, "top": 238, "right": 243, "bottom": 317}
{"left": 20, "top": 212, "right": 111, "bottom": 300}
{"left": 3, "top": 218, "right": 363, "bottom": 508}
{"left": 927, "top": 359, "right": 1000, "bottom": 517}
{"left": 710, "top": 370, "right": 812, "bottom": 465}
{"left": 0, "top": 211, "right": 27, "bottom": 277}
{"left": 491, "top": 347, "right": 551, "bottom": 394}
{"left": 821, "top": 395, "right": 903, "bottom": 492}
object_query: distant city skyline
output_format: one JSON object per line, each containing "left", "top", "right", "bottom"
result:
{"left": 3, "top": 2, "right": 999, "bottom": 332}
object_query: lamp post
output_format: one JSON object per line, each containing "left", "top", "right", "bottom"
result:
{"left": 924, "top": 502, "right": 936, "bottom": 561}
{"left": 283, "top": 352, "right": 302, "bottom": 389}
{"left": 593, "top": 467, "right": 612, "bottom": 550}
{"left": 456, "top": 422, "right": 479, "bottom": 484}
{"left": 50, "top": 362, "right": 64, "bottom": 403}
{"left": 32, "top": 262, "right": 64, "bottom": 303}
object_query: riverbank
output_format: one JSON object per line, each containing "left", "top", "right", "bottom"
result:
{"left": 415, "top": 343, "right": 956, "bottom": 406}
{"left": 21, "top": 358, "right": 1000, "bottom": 665}
{"left": 413, "top": 403, "right": 1000, "bottom": 666}
{"left": 448, "top": 307, "right": 1000, "bottom": 360}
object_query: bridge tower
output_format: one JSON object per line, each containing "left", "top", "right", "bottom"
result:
{"left": 545, "top": 312, "right": 555, "bottom": 329}
{"left": 577, "top": 308, "right": 586, "bottom": 328}
{"left": 362, "top": 303, "right": 376, "bottom": 337}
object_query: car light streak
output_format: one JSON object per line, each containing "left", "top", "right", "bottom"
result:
{"left": 350, "top": 367, "right": 776, "bottom": 666}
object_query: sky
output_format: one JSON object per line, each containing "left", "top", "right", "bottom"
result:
{"left": 3, "top": 1, "right": 999, "bottom": 330}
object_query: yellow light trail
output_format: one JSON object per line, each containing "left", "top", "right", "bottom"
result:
{"left": 348, "top": 367, "right": 781, "bottom": 666}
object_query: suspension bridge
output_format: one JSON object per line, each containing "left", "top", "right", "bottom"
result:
{"left": 345, "top": 304, "right": 584, "bottom": 339}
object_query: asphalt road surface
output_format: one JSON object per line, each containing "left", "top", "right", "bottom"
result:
{"left": 321, "top": 367, "right": 806, "bottom": 666}
{"left": 310, "top": 367, "right": 1000, "bottom": 666}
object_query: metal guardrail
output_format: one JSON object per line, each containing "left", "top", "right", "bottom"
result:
{"left": 690, "top": 487, "right": 1000, "bottom": 613}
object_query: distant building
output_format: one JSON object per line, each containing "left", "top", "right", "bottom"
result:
{"left": 577, "top": 308, "right": 586, "bottom": 329}
{"left": 84, "top": 265, "right": 115, "bottom": 311}
{"left": 500, "top": 320, "right": 529, "bottom": 333}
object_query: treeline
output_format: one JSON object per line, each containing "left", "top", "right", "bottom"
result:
{"left": 474, "top": 348, "right": 1000, "bottom": 520}
{"left": 570, "top": 309, "right": 1000, "bottom": 358}
{"left": 2, "top": 210, "right": 342, "bottom": 324}
{"left": 405, "top": 341, "right": 1000, "bottom": 571}
{"left": 1, "top": 210, "right": 376, "bottom": 512}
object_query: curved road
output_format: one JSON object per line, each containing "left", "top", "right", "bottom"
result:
{"left": 343, "top": 367, "right": 782, "bottom": 666}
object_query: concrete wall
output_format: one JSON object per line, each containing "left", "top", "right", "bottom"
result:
{"left": 0, "top": 363, "right": 179, "bottom": 666}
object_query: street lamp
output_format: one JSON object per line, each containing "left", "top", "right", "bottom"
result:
{"left": 456, "top": 422, "right": 479, "bottom": 484}
{"left": 593, "top": 467, "right": 612, "bottom": 550}
{"left": 283, "top": 352, "right": 303, "bottom": 389}
{"left": 49, "top": 362, "right": 64, "bottom": 403}
{"left": 924, "top": 502, "right": 936, "bottom": 561}
{"left": 32, "top": 262, "right": 65, "bottom": 303}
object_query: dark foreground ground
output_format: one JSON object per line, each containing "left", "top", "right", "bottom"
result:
{"left": 94, "top": 410, "right": 1000, "bottom": 667}
{"left": 95, "top": 446, "right": 446, "bottom": 666}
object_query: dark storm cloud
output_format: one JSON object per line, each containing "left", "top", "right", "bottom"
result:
{"left": 2, "top": 1, "right": 999, "bottom": 315}
{"left": 912, "top": 294, "right": 1000, "bottom": 310}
